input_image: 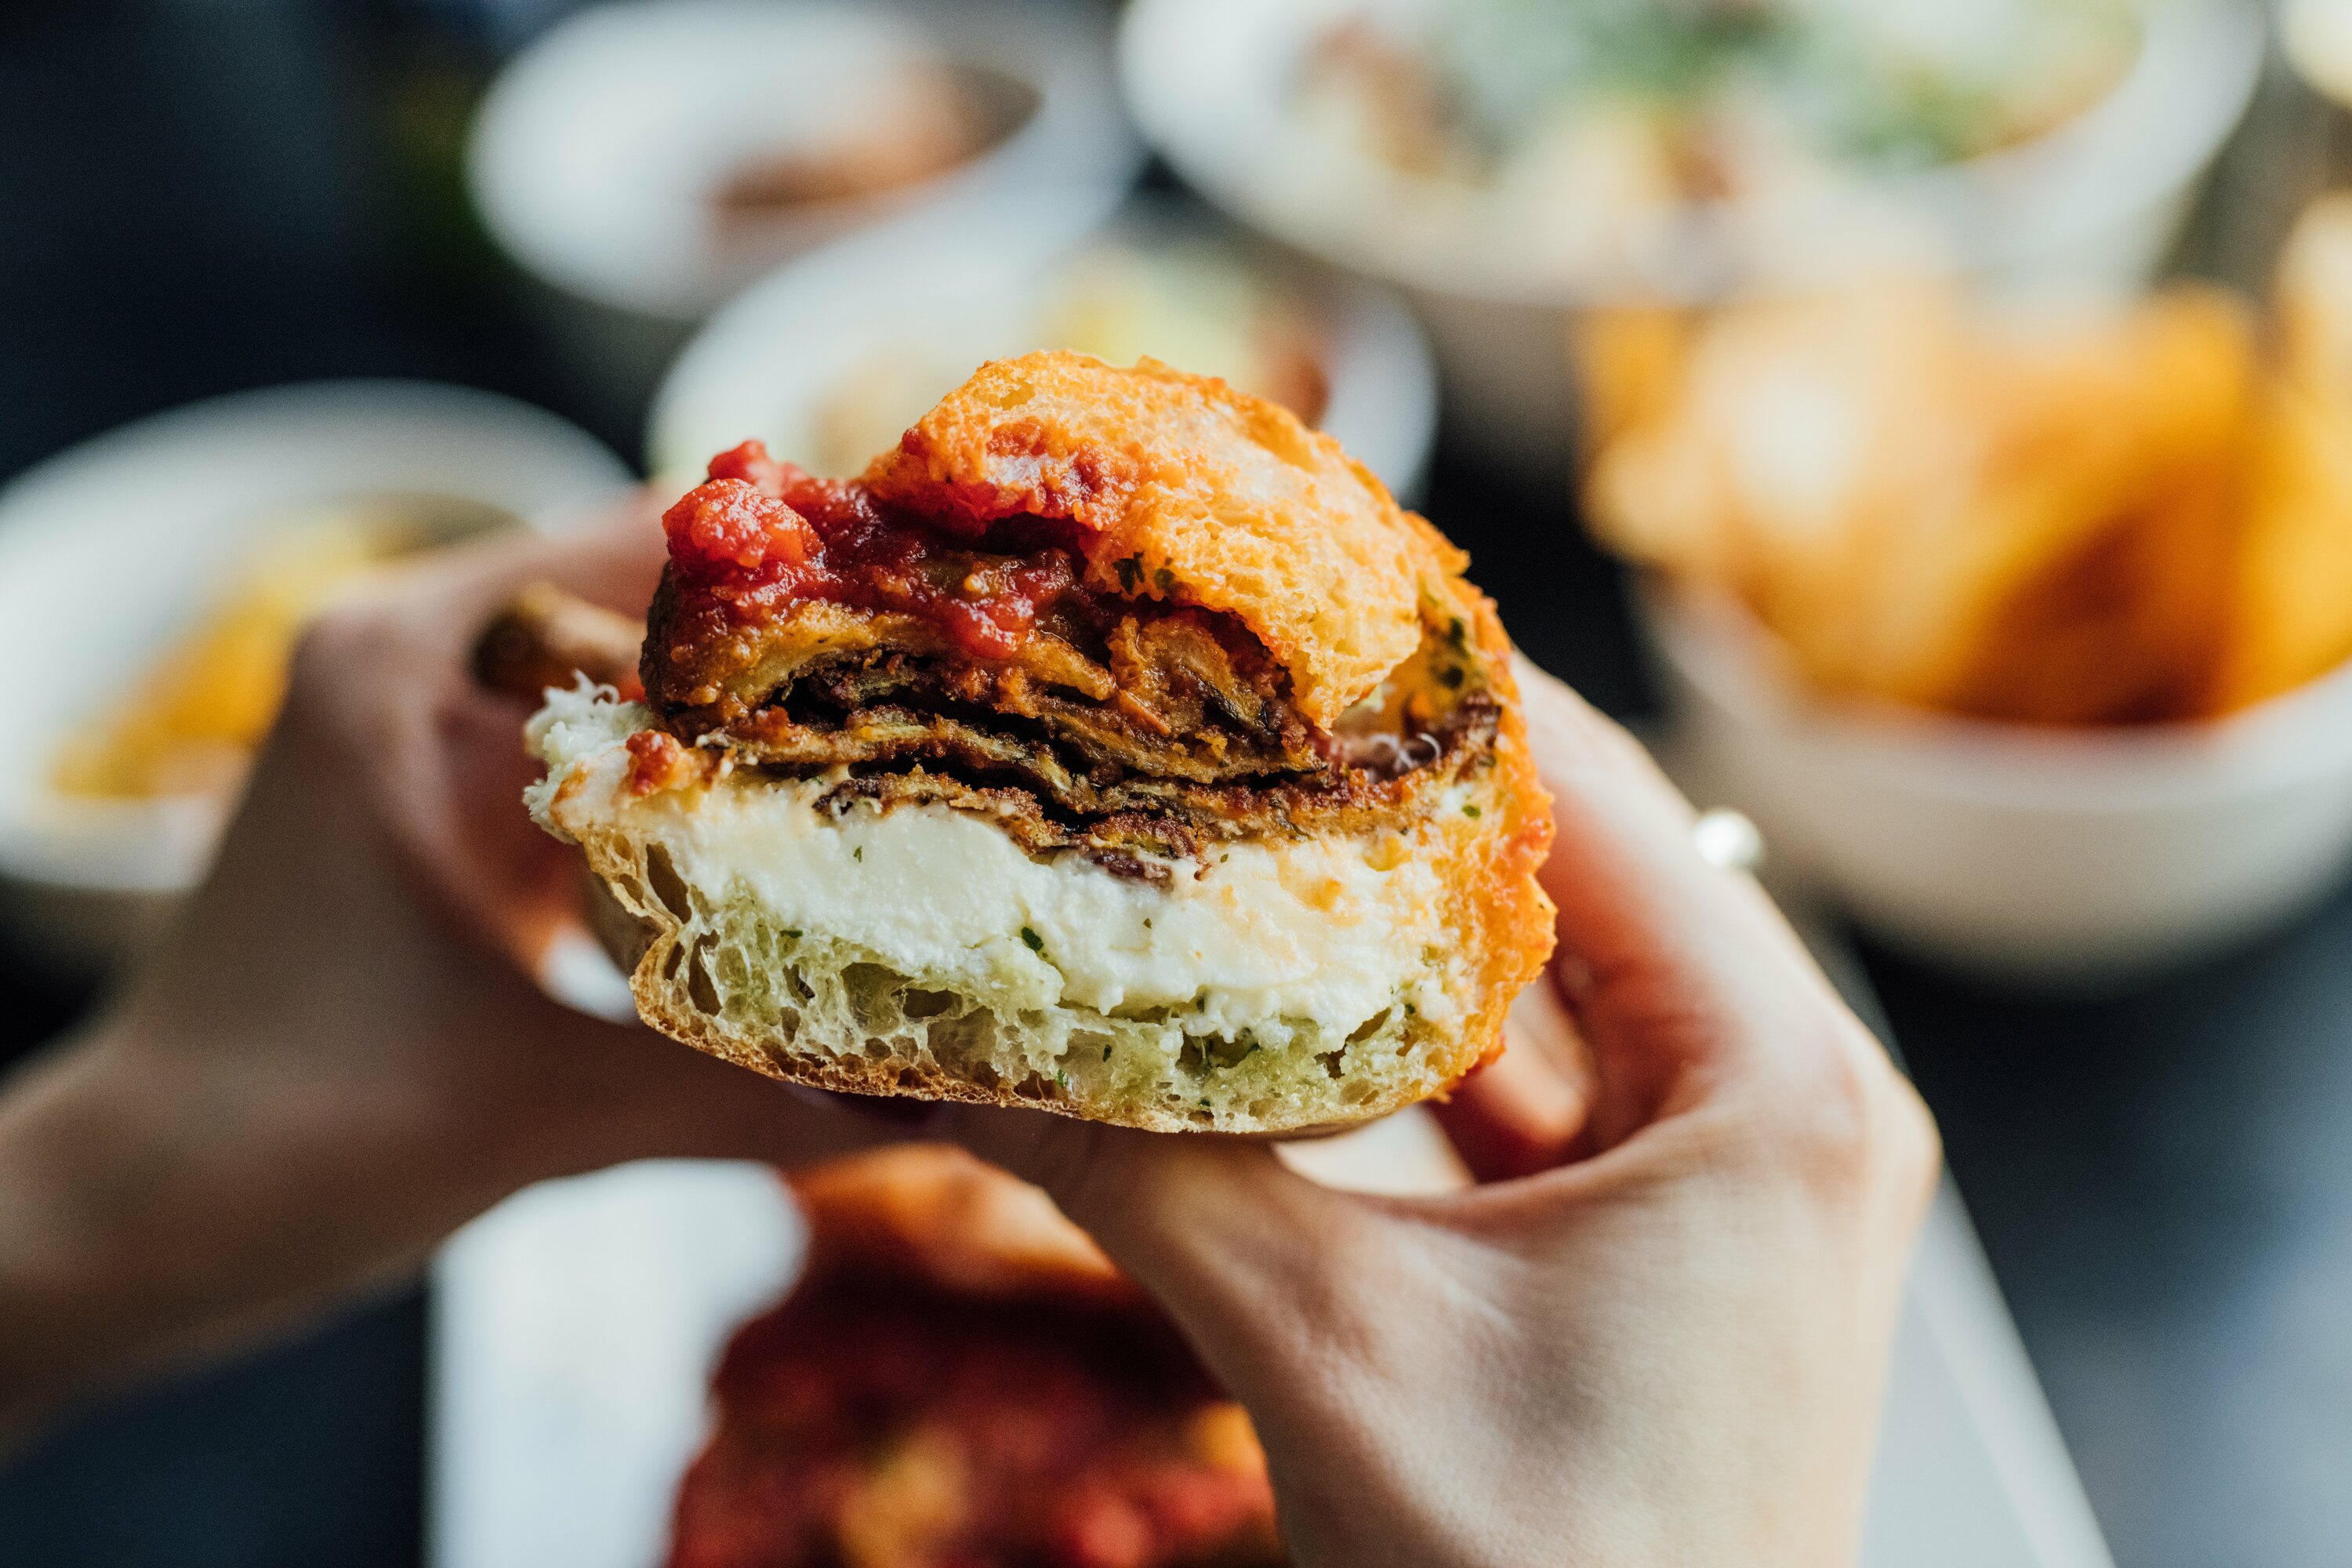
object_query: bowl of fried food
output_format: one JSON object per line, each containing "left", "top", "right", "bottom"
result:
{"left": 1582, "top": 196, "right": 2352, "bottom": 985}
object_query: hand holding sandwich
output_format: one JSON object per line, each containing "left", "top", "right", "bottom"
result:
{"left": 0, "top": 508, "right": 895, "bottom": 1450}
{"left": 940, "top": 662, "right": 1941, "bottom": 1568}
{"left": 0, "top": 352, "right": 1935, "bottom": 1568}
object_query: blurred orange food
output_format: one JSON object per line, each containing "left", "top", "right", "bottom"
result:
{"left": 1580, "top": 195, "right": 2352, "bottom": 726}
{"left": 53, "top": 516, "right": 410, "bottom": 799}
{"left": 666, "top": 1149, "right": 1285, "bottom": 1568}
{"left": 53, "top": 495, "right": 514, "bottom": 801}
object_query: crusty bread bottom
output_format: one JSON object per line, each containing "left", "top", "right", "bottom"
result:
{"left": 530, "top": 678, "right": 1552, "bottom": 1135}
{"left": 588, "top": 839, "right": 1462, "bottom": 1134}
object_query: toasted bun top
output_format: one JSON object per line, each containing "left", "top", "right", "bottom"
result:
{"left": 862, "top": 351, "right": 1463, "bottom": 729}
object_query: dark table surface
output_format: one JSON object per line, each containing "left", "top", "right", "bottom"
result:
{"left": 5, "top": 6, "right": 2350, "bottom": 1566}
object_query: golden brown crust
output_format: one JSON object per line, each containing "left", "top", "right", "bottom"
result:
{"left": 1440, "top": 581, "right": 1558, "bottom": 1078}
{"left": 862, "top": 352, "right": 1459, "bottom": 729}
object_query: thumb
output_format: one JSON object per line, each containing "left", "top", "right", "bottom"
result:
{"left": 938, "top": 1104, "right": 1356, "bottom": 1348}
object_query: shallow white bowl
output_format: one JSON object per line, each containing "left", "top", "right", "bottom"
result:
{"left": 1642, "top": 584, "right": 2352, "bottom": 987}
{"left": 648, "top": 201, "right": 1439, "bottom": 500}
{"left": 0, "top": 382, "right": 633, "bottom": 976}
{"left": 470, "top": 0, "right": 1140, "bottom": 323}
{"left": 1123, "top": 0, "right": 2264, "bottom": 477}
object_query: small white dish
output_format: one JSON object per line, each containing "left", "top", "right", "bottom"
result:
{"left": 0, "top": 382, "right": 632, "bottom": 976}
{"left": 649, "top": 200, "right": 1439, "bottom": 502}
{"left": 469, "top": 0, "right": 1140, "bottom": 324}
{"left": 1122, "top": 0, "right": 2263, "bottom": 477}
{"left": 1642, "top": 583, "right": 2352, "bottom": 987}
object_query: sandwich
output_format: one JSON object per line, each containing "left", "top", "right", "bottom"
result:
{"left": 668, "top": 1147, "right": 1284, "bottom": 1568}
{"left": 524, "top": 351, "right": 1555, "bottom": 1132}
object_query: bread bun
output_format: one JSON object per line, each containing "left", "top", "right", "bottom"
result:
{"left": 527, "top": 353, "right": 1554, "bottom": 1134}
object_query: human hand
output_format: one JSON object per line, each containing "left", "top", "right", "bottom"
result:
{"left": 0, "top": 503, "right": 891, "bottom": 1446}
{"left": 937, "top": 660, "right": 1940, "bottom": 1567}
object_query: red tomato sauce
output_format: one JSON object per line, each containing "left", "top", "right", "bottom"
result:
{"left": 664, "top": 1276, "right": 1285, "bottom": 1568}
{"left": 662, "top": 441, "right": 1098, "bottom": 662}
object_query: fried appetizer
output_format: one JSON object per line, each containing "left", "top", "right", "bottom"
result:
{"left": 527, "top": 352, "right": 1554, "bottom": 1132}
{"left": 666, "top": 1149, "right": 1284, "bottom": 1568}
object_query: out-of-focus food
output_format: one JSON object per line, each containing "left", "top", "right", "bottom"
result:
{"left": 2284, "top": 0, "right": 2352, "bottom": 106}
{"left": 1585, "top": 197, "right": 2352, "bottom": 725}
{"left": 1122, "top": 0, "right": 2259, "bottom": 482}
{"left": 665, "top": 1147, "right": 1286, "bottom": 1568}
{"left": 53, "top": 498, "right": 509, "bottom": 800}
{"left": 0, "top": 382, "right": 627, "bottom": 978}
{"left": 528, "top": 353, "right": 1555, "bottom": 1134}
{"left": 809, "top": 241, "right": 1330, "bottom": 477}
{"left": 2215, "top": 194, "right": 2352, "bottom": 712}
{"left": 1584, "top": 280, "right": 2252, "bottom": 724}
{"left": 712, "top": 60, "right": 1035, "bottom": 218}
{"left": 1296, "top": 0, "right": 2139, "bottom": 272}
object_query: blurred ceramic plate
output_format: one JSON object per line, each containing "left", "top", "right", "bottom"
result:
{"left": 469, "top": 0, "right": 1142, "bottom": 322}
{"left": 1120, "top": 0, "right": 2260, "bottom": 475}
{"left": 1124, "top": 0, "right": 2260, "bottom": 303}
{"left": 0, "top": 382, "right": 632, "bottom": 975}
{"left": 1642, "top": 582, "right": 2352, "bottom": 986}
{"left": 648, "top": 200, "right": 1439, "bottom": 502}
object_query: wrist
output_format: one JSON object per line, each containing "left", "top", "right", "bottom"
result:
{"left": 0, "top": 1008, "right": 467, "bottom": 1449}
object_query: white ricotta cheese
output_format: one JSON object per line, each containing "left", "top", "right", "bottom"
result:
{"left": 526, "top": 685, "right": 1449, "bottom": 1039}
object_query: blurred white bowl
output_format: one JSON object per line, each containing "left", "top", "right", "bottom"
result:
{"left": 470, "top": 0, "right": 1140, "bottom": 420}
{"left": 1642, "top": 583, "right": 2352, "bottom": 987}
{"left": 1123, "top": 0, "right": 2264, "bottom": 477}
{"left": 0, "top": 383, "right": 633, "bottom": 977}
{"left": 648, "top": 201, "right": 1439, "bottom": 500}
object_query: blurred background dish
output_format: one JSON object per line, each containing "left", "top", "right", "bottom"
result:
{"left": 1123, "top": 0, "right": 2264, "bottom": 477}
{"left": 648, "top": 199, "right": 1439, "bottom": 499}
{"left": 469, "top": 0, "right": 1141, "bottom": 434}
{"left": 1585, "top": 194, "right": 2352, "bottom": 982}
{"left": 0, "top": 381, "right": 630, "bottom": 978}
{"left": 2285, "top": 0, "right": 2352, "bottom": 107}
{"left": 1645, "top": 582, "right": 2352, "bottom": 984}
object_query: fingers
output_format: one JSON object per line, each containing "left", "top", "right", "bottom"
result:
{"left": 283, "top": 495, "right": 670, "bottom": 965}
{"left": 935, "top": 1103, "right": 1349, "bottom": 1334}
{"left": 1429, "top": 975, "right": 1595, "bottom": 1181}
{"left": 1512, "top": 655, "right": 1882, "bottom": 1139}
{"left": 493, "top": 1015, "right": 910, "bottom": 1181}
{"left": 368, "top": 492, "right": 670, "bottom": 656}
